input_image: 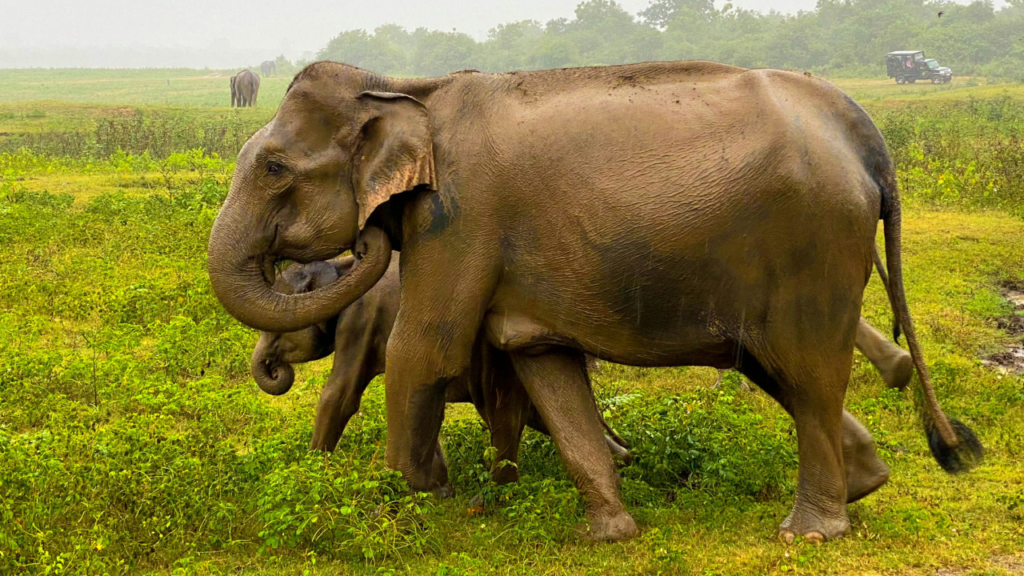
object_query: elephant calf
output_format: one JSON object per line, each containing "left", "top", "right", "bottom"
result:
{"left": 250, "top": 255, "right": 630, "bottom": 485}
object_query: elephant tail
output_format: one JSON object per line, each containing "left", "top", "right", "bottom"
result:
{"left": 879, "top": 172, "right": 983, "bottom": 473}
{"left": 870, "top": 243, "right": 902, "bottom": 343}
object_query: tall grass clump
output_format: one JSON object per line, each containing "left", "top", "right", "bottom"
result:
{"left": 0, "top": 108, "right": 266, "bottom": 160}
{"left": 871, "top": 96, "right": 1024, "bottom": 217}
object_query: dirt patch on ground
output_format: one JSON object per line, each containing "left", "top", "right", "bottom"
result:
{"left": 982, "top": 281, "right": 1024, "bottom": 374}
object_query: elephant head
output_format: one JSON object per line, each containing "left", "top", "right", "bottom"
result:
{"left": 207, "top": 63, "right": 435, "bottom": 332}
{"left": 250, "top": 260, "right": 346, "bottom": 394}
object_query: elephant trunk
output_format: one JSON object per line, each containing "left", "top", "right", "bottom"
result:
{"left": 251, "top": 350, "right": 295, "bottom": 396}
{"left": 207, "top": 208, "right": 392, "bottom": 333}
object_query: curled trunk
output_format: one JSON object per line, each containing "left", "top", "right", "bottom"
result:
{"left": 208, "top": 219, "right": 392, "bottom": 333}
{"left": 251, "top": 353, "right": 295, "bottom": 395}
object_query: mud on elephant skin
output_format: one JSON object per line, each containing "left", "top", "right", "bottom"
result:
{"left": 209, "top": 61, "right": 983, "bottom": 542}
{"left": 250, "top": 255, "right": 631, "bottom": 486}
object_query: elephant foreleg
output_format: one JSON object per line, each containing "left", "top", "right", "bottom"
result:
{"left": 510, "top": 348, "right": 637, "bottom": 542}
{"left": 309, "top": 340, "right": 380, "bottom": 451}
{"left": 382, "top": 241, "right": 496, "bottom": 496}
{"left": 384, "top": 310, "right": 481, "bottom": 495}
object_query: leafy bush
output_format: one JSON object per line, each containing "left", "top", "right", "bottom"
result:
{"left": 873, "top": 96, "right": 1024, "bottom": 217}
{"left": 0, "top": 108, "right": 266, "bottom": 160}
{"left": 254, "top": 453, "right": 435, "bottom": 562}
{"left": 604, "top": 387, "right": 796, "bottom": 503}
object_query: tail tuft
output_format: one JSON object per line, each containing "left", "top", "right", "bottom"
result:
{"left": 927, "top": 419, "right": 983, "bottom": 474}
{"left": 892, "top": 319, "right": 902, "bottom": 344}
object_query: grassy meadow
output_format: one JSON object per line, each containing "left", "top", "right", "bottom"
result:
{"left": 1, "top": 69, "right": 1023, "bottom": 575}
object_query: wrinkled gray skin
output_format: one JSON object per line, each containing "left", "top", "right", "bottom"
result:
{"left": 208, "top": 61, "right": 976, "bottom": 543}
{"left": 713, "top": 254, "right": 914, "bottom": 393}
{"left": 230, "top": 70, "right": 260, "bottom": 107}
{"left": 260, "top": 60, "right": 276, "bottom": 78}
{"left": 251, "top": 255, "right": 631, "bottom": 484}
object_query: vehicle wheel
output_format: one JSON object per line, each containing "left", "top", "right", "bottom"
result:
{"left": 932, "top": 76, "right": 942, "bottom": 84}
{"left": 907, "top": 78, "right": 916, "bottom": 84}
{"left": 896, "top": 76, "right": 906, "bottom": 85}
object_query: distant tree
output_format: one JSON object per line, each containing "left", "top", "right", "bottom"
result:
{"left": 565, "top": 0, "right": 653, "bottom": 65}
{"left": 531, "top": 37, "right": 581, "bottom": 69}
{"left": 481, "top": 20, "right": 544, "bottom": 71}
{"left": 317, "top": 29, "right": 406, "bottom": 74}
{"left": 273, "top": 55, "right": 295, "bottom": 76}
{"left": 641, "top": 0, "right": 718, "bottom": 28}
{"left": 412, "top": 31, "right": 480, "bottom": 76}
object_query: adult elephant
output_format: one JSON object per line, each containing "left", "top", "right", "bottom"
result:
{"left": 261, "top": 60, "right": 276, "bottom": 77}
{"left": 207, "top": 61, "right": 982, "bottom": 543}
{"left": 230, "top": 69, "right": 260, "bottom": 107}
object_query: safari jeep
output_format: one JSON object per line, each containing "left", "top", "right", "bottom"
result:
{"left": 887, "top": 50, "right": 953, "bottom": 84}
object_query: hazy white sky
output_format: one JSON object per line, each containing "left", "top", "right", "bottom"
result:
{"left": 0, "top": 0, "right": 1003, "bottom": 68}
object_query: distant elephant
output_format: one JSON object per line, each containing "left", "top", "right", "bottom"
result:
{"left": 230, "top": 69, "right": 260, "bottom": 107}
{"left": 260, "top": 60, "right": 276, "bottom": 78}
{"left": 250, "top": 255, "right": 631, "bottom": 484}
{"left": 208, "top": 61, "right": 982, "bottom": 543}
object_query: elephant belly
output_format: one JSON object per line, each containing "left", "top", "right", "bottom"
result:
{"left": 484, "top": 196, "right": 869, "bottom": 368}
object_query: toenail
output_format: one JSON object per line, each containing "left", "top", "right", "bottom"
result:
{"left": 805, "top": 531, "right": 825, "bottom": 543}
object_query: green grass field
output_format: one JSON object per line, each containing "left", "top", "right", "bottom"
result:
{"left": 0, "top": 68, "right": 293, "bottom": 108}
{"left": 1, "top": 69, "right": 1023, "bottom": 575}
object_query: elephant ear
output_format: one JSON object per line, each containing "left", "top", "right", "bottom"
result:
{"left": 353, "top": 91, "right": 437, "bottom": 229}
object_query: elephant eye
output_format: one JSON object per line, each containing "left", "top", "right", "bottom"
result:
{"left": 266, "top": 160, "right": 284, "bottom": 175}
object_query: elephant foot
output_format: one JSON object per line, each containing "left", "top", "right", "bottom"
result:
{"left": 403, "top": 464, "right": 452, "bottom": 497}
{"left": 432, "top": 483, "right": 454, "bottom": 499}
{"left": 778, "top": 507, "right": 850, "bottom": 544}
{"left": 878, "top": 350, "right": 913, "bottom": 390}
{"left": 490, "top": 463, "right": 520, "bottom": 486}
{"left": 710, "top": 369, "right": 726, "bottom": 389}
{"left": 582, "top": 510, "right": 639, "bottom": 542}
{"left": 468, "top": 493, "right": 484, "bottom": 509}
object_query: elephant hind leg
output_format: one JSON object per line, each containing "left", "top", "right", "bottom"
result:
{"left": 855, "top": 318, "right": 913, "bottom": 390}
{"left": 841, "top": 411, "right": 890, "bottom": 503}
{"left": 510, "top": 348, "right": 637, "bottom": 542}
{"left": 735, "top": 347, "right": 852, "bottom": 543}
{"left": 477, "top": 348, "right": 530, "bottom": 485}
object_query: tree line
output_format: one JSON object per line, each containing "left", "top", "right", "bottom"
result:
{"left": 309, "top": 0, "right": 1024, "bottom": 79}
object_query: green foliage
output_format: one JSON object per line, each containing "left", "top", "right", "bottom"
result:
{"left": 606, "top": 388, "right": 796, "bottom": 502}
{"left": 0, "top": 107, "right": 266, "bottom": 160}
{"left": 254, "top": 454, "right": 435, "bottom": 561}
{"left": 873, "top": 96, "right": 1024, "bottom": 216}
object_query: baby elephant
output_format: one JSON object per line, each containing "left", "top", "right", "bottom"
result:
{"left": 250, "top": 255, "right": 630, "bottom": 484}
